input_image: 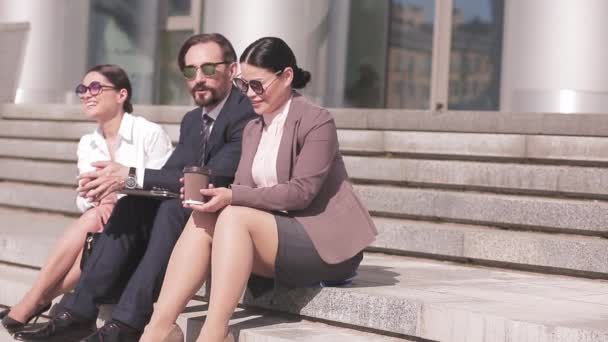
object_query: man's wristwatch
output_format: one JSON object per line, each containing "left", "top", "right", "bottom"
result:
{"left": 125, "top": 167, "right": 137, "bottom": 189}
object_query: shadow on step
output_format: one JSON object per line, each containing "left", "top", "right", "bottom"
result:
{"left": 349, "top": 265, "right": 399, "bottom": 288}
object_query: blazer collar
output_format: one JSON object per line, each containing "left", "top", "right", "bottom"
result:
{"left": 248, "top": 92, "right": 307, "bottom": 184}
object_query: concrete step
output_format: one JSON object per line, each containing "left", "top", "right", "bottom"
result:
{"left": 2, "top": 181, "right": 608, "bottom": 234}
{"left": 345, "top": 156, "right": 608, "bottom": 197}
{"left": 3, "top": 252, "right": 608, "bottom": 342}
{"left": 3, "top": 118, "right": 608, "bottom": 164}
{"left": 0, "top": 207, "right": 67, "bottom": 267}
{"left": 4, "top": 103, "right": 608, "bottom": 137}
{"left": 178, "top": 299, "right": 406, "bottom": 342}
{"left": 0, "top": 119, "right": 180, "bottom": 143}
{"left": 339, "top": 129, "right": 608, "bottom": 164}
{"left": 2, "top": 206, "right": 608, "bottom": 278}
{"left": 4, "top": 180, "right": 608, "bottom": 235}
{"left": 0, "top": 182, "right": 78, "bottom": 214}
{"left": 356, "top": 184, "right": 608, "bottom": 235}
{"left": 4, "top": 156, "right": 607, "bottom": 198}
{"left": 372, "top": 217, "right": 608, "bottom": 277}
{"left": 0, "top": 138, "right": 76, "bottom": 161}
{"left": 241, "top": 253, "right": 608, "bottom": 341}
{"left": 0, "top": 266, "right": 403, "bottom": 342}
{"left": 0, "top": 158, "right": 76, "bottom": 185}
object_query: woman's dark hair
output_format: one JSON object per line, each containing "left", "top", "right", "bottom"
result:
{"left": 178, "top": 33, "right": 237, "bottom": 70}
{"left": 240, "top": 37, "right": 311, "bottom": 89}
{"left": 86, "top": 64, "right": 133, "bottom": 113}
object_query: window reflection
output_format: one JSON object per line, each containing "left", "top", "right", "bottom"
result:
{"left": 386, "top": 0, "right": 434, "bottom": 109}
{"left": 343, "top": 0, "right": 389, "bottom": 108}
{"left": 168, "top": 0, "right": 191, "bottom": 16}
{"left": 88, "top": 0, "right": 161, "bottom": 104}
{"left": 159, "top": 30, "right": 193, "bottom": 105}
{"left": 449, "top": 0, "right": 504, "bottom": 110}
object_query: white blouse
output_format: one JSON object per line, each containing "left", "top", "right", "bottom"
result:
{"left": 76, "top": 113, "right": 173, "bottom": 212}
{"left": 251, "top": 97, "right": 293, "bottom": 188}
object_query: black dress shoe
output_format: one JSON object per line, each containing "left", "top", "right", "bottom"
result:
{"left": 1, "top": 303, "right": 51, "bottom": 334}
{"left": 80, "top": 321, "right": 142, "bottom": 342}
{"left": 13, "top": 310, "right": 95, "bottom": 341}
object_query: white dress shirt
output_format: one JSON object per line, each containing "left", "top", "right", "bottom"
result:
{"left": 251, "top": 96, "right": 292, "bottom": 187}
{"left": 76, "top": 113, "right": 173, "bottom": 212}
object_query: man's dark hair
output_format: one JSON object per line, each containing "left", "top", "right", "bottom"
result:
{"left": 177, "top": 33, "right": 237, "bottom": 70}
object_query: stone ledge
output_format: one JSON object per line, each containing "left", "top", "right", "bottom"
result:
{"left": 4, "top": 156, "right": 608, "bottom": 198}
{"left": 373, "top": 217, "right": 608, "bottom": 275}
{"left": 356, "top": 184, "right": 608, "bottom": 234}
{"left": 3, "top": 252, "right": 608, "bottom": 341}
{"left": 4, "top": 120, "right": 608, "bottom": 164}
{"left": 1, "top": 182, "right": 607, "bottom": 234}
{"left": 3, "top": 104, "right": 608, "bottom": 136}
{"left": 345, "top": 156, "right": 608, "bottom": 197}
{"left": 2, "top": 206, "right": 608, "bottom": 287}
{"left": 244, "top": 253, "right": 608, "bottom": 340}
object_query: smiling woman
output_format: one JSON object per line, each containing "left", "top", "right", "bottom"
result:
{"left": 141, "top": 37, "right": 377, "bottom": 342}
{"left": 0, "top": 64, "right": 173, "bottom": 335}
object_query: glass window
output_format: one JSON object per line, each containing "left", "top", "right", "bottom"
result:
{"left": 386, "top": 0, "right": 435, "bottom": 109}
{"left": 168, "top": 0, "right": 191, "bottom": 16}
{"left": 159, "top": 30, "right": 193, "bottom": 105}
{"left": 88, "top": 0, "right": 162, "bottom": 104}
{"left": 343, "top": 0, "right": 390, "bottom": 108}
{"left": 448, "top": 0, "right": 504, "bottom": 110}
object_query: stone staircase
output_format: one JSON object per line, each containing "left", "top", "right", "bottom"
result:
{"left": 1, "top": 103, "right": 608, "bottom": 341}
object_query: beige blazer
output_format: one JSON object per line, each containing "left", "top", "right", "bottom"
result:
{"left": 231, "top": 93, "right": 377, "bottom": 264}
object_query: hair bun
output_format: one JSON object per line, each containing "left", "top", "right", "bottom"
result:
{"left": 292, "top": 67, "right": 311, "bottom": 89}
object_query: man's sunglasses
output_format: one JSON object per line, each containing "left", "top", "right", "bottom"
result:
{"left": 75, "top": 81, "right": 117, "bottom": 97}
{"left": 182, "top": 61, "right": 230, "bottom": 80}
{"left": 233, "top": 70, "right": 283, "bottom": 95}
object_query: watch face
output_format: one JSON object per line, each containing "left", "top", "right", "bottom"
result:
{"left": 125, "top": 177, "right": 137, "bottom": 189}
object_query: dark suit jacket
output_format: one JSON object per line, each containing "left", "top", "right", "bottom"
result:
{"left": 144, "top": 87, "right": 256, "bottom": 192}
{"left": 231, "top": 93, "right": 377, "bottom": 264}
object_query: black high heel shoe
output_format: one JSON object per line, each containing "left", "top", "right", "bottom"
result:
{"left": 1, "top": 303, "right": 52, "bottom": 334}
{"left": 0, "top": 307, "right": 9, "bottom": 320}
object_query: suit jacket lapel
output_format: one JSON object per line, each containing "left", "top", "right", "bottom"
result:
{"left": 276, "top": 93, "right": 305, "bottom": 184}
{"left": 239, "top": 117, "right": 263, "bottom": 187}
{"left": 204, "top": 87, "right": 238, "bottom": 161}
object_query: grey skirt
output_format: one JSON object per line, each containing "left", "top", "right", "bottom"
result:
{"left": 248, "top": 213, "right": 363, "bottom": 297}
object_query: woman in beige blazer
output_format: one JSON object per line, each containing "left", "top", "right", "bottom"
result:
{"left": 141, "top": 37, "right": 377, "bottom": 342}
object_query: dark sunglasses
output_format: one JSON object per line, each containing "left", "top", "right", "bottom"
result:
{"left": 75, "top": 81, "right": 117, "bottom": 96}
{"left": 233, "top": 70, "right": 283, "bottom": 95}
{"left": 182, "top": 61, "right": 230, "bottom": 79}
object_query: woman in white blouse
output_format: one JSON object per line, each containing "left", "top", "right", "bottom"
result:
{"left": 0, "top": 64, "right": 173, "bottom": 333}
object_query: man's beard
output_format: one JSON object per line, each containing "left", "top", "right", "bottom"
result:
{"left": 191, "top": 83, "right": 225, "bottom": 107}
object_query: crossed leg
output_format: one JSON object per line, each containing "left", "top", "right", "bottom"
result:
{"left": 140, "top": 205, "right": 278, "bottom": 342}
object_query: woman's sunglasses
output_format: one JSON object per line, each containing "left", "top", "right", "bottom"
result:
{"left": 182, "top": 61, "right": 230, "bottom": 80}
{"left": 233, "top": 70, "right": 283, "bottom": 95}
{"left": 75, "top": 81, "right": 116, "bottom": 97}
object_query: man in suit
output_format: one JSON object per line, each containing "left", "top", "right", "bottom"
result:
{"left": 15, "top": 33, "right": 256, "bottom": 342}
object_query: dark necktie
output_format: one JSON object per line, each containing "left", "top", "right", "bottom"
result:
{"left": 199, "top": 114, "right": 214, "bottom": 166}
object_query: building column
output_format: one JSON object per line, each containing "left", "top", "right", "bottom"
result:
{"left": 203, "top": 0, "right": 331, "bottom": 103}
{"left": 0, "top": 0, "right": 89, "bottom": 104}
{"left": 500, "top": 0, "right": 608, "bottom": 113}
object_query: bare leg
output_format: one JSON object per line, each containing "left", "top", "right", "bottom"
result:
{"left": 8, "top": 209, "right": 102, "bottom": 322}
{"left": 140, "top": 212, "right": 217, "bottom": 342}
{"left": 198, "top": 206, "right": 278, "bottom": 342}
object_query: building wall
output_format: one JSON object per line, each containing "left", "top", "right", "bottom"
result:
{"left": 500, "top": 0, "right": 608, "bottom": 113}
{"left": 0, "top": 0, "right": 89, "bottom": 104}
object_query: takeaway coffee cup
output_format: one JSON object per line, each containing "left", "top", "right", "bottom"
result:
{"left": 183, "top": 166, "right": 211, "bottom": 205}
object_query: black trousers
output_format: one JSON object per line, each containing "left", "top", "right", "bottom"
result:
{"left": 64, "top": 196, "right": 191, "bottom": 330}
